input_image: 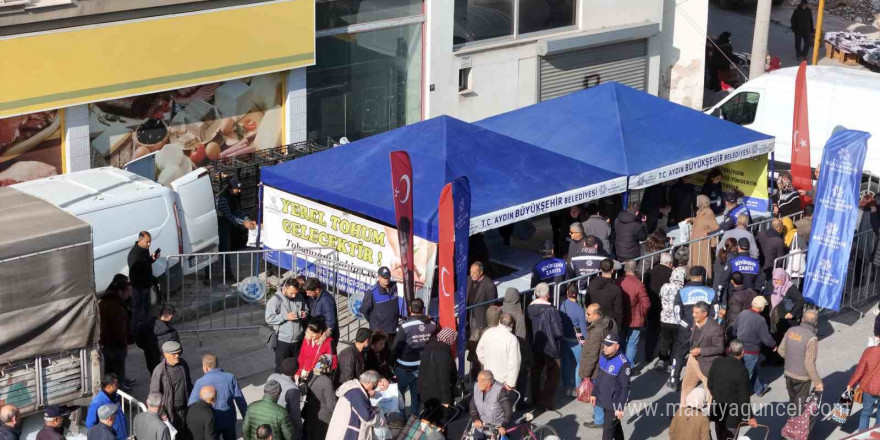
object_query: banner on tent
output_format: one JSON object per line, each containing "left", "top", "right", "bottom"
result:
{"left": 803, "top": 130, "right": 871, "bottom": 311}
{"left": 696, "top": 156, "right": 770, "bottom": 212}
{"left": 261, "top": 186, "right": 438, "bottom": 297}
{"left": 469, "top": 176, "right": 627, "bottom": 234}
{"left": 630, "top": 139, "right": 775, "bottom": 189}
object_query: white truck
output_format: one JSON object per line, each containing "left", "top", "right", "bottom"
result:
{"left": 13, "top": 167, "right": 219, "bottom": 293}
{"left": 706, "top": 66, "right": 880, "bottom": 177}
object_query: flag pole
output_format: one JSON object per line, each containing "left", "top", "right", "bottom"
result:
{"left": 811, "top": 0, "right": 825, "bottom": 65}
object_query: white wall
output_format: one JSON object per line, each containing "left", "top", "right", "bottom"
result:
{"left": 64, "top": 104, "right": 91, "bottom": 173}
{"left": 657, "top": 0, "right": 708, "bottom": 109}
{"left": 285, "top": 67, "right": 307, "bottom": 144}
{"left": 426, "top": 0, "right": 667, "bottom": 120}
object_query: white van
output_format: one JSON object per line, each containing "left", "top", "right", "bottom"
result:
{"left": 13, "top": 167, "right": 218, "bottom": 292}
{"left": 706, "top": 66, "right": 880, "bottom": 176}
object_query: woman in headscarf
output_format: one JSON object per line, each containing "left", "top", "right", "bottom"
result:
{"left": 773, "top": 173, "right": 803, "bottom": 219}
{"left": 655, "top": 267, "right": 687, "bottom": 372}
{"left": 418, "top": 328, "right": 459, "bottom": 427}
{"left": 769, "top": 268, "right": 805, "bottom": 339}
{"left": 304, "top": 354, "right": 336, "bottom": 440}
{"left": 688, "top": 195, "right": 720, "bottom": 279}
{"left": 669, "top": 387, "right": 711, "bottom": 440}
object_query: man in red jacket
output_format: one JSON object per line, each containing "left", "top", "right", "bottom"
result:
{"left": 617, "top": 260, "right": 650, "bottom": 373}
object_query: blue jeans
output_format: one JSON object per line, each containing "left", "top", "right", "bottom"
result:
{"left": 561, "top": 338, "right": 582, "bottom": 389}
{"left": 625, "top": 328, "right": 643, "bottom": 367}
{"left": 860, "top": 392, "right": 880, "bottom": 431}
{"left": 395, "top": 366, "right": 420, "bottom": 416}
{"left": 594, "top": 405, "right": 604, "bottom": 425}
{"left": 742, "top": 354, "right": 766, "bottom": 394}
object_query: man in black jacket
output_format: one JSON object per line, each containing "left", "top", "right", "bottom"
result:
{"left": 791, "top": 1, "right": 815, "bottom": 60}
{"left": 466, "top": 262, "right": 498, "bottom": 334}
{"left": 613, "top": 203, "right": 648, "bottom": 261}
{"left": 150, "top": 341, "right": 194, "bottom": 439}
{"left": 527, "top": 283, "right": 563, "bottom": 411}
{"left": 36, "top": 406, "right": 69, "bottom": 440}
{"left": 418, "top": 328, "right": 458, "bottom": 418}
{"left": 392, "top": 298, "right": 436, "bottom": 417}
{"left": 708, "top": 340, "right": 757, "bottom": 440}
{"left": 337, "top": 328, "right": 371, "bottom": 385}
{"left": 756, "top": 219, "right": 787, "bottom": 282}
{"left": 187, "top": 386, "right": 219, "bottom": 440}
{"left": 128, "top": 231, "right": 159, "bottom": 335}
{"left": 587, "top": 259, "right": 624, "bottom": 328}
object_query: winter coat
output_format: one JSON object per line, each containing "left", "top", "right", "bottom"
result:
{"left": 187, "top": 368, "right": 248, "bottom": 431}
{"left": 579, "top": 315, "right": 619, "bottom": 380}
{"left": 669, "top": 407, "right": 712, "bottom": 440}
{"left": 36, "top": 427, "right": 62, "bottom": 440}
{"left": 689, "top": 207, "right": 720, "bottom": 279}
{"left": 791, "top": 7, "right": 814, "bottom": 35}
{"left": 185, "top": 400, "right": 218, "bottom": 440}
{"left": 593, "top": 353, "right": 631, "bottom": 410}
{"left": 153, "top": 320, "right": 180, "bottom": 348}
{"left": 587, "top": 277, "right": 624, "bottom": 327}
{"left": 466, "top": 276, "right": 498, "bottom": 332}
{"left": 128, "top": 243, "right": 155, "bottom": 289}
{"left": 132, "top": 411, "right": 170, "bottom": 440}
{"left": 242, "top": 396, "right": 295, "bottom": 440}
{"left": 87, "top": 424, "right": 117, "bottom": 440}
{"left": 310, "top": 291, "right": 339, "bottom": 340}
{"left": 707, "top": 357, "right": 751, "bottom": 429}
{"left": 326, "top": 380, "right": 378, "bottom": 440}
{"left": 725, "top": 286, "right": 757, "bottom": 327}
{"left": 149, "top": 360, "right": 193, "bottom": 427}
{"left": 670, "top": 180, "right": 698, "bottom": 222}
{"left": 477, "top": 325, "right": 521, "bottom": 387}
{"left": 849, "top": 346, "right": 880, "bottom": 396}
{"left": 419, "top": 339, "right": 457, "bottom": 408}
{"left": 718, "top": 228, "right": 759, "bottom": 260}
{"left": 500, "top": 289, "right": 527, "bottom": 339}
{"left": 99, "top": 292, "right": 130, "bottom": 350}
{"left": 731, "top": 309, "right": 777, "bottom": 353}
{"left": 265, "top": 293, "right": 310, "bottom": 344}
{"left": 773, "top": 189, "right": 802, "bottom": 219}
{"left": 337, "top": 345, "right": 365, "bottom": 385}
{"left": 613, "top": 211, "right": 648, "bottom": 260}
{"left": 86, "top": 390, "right": 128, "bottom": 440}
{"left": 582, "top": 215, "right": 613, "bottom": 254}
{"left": 298, "top": 334, "right": 337, "bottom": 376}
{"left": 756, "top": 228, "right": 787, "bottom": 273}
{"left": 360, "top": 282, "right": 404, "bottom": 335}
{"left": 618, "top": 275, "right": 650, "bottom": 328}
{"left": 304, "top": 374, "right": 336, "bottom": 440}
{"left": 527, "top": 299, "right": 563, "bottom": 358}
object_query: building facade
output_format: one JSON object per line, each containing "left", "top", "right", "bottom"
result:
{"left": 0, "top": 0, "right": 706, "bottom": 185}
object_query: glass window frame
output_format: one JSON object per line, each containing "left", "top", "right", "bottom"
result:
{"left": 453, "top": 0, "right": 578, "bottom": 49}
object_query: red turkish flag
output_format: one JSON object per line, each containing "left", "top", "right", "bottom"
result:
{"left": 437, "top": 183, "right": 456, "bottom": 330}
{"left": 791, "top": 61, "right": 813, "bottom": 205}
{"left": 389, "top": 151, "right": 415, "bottom": 306}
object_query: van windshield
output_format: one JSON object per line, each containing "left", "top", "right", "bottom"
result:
{"left": 716, "top": 91, "right": 760, "bottom": 125}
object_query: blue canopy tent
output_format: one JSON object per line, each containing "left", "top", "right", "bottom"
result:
{"left": 475, "top": 82, "right": 775, "bottom": 190}
{"left": 261, "top": 115, "right": 627, "bottom": 242}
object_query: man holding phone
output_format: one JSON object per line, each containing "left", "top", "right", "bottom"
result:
{"left": 129, "top": 231, "right": 160, "bottom": 338}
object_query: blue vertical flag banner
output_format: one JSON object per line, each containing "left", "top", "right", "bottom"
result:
{"left": 803, "top": 130, "right": 871, "bottom": 311}
{"left": 453, "top": 177, "right": 471, "bottom": 375}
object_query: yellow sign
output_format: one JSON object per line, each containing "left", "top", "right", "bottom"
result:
{"left": 697, "top": 155, "right": 770, "bottom": 212}
{"left": 0, "top": 0, "right": 314, "bottom": 118}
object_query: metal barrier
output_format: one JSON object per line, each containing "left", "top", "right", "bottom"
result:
{"left": 164, "top": 247, "right": 375, "bottom": 344}
{"left": 116, "top": 390, "right": 148, "bottom": 440}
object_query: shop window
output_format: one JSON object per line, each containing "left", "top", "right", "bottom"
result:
{"left": 317, "top": 0, "right": 424, "bottom": 30}
{"left": 518, "top": 0, "right": 575, "bottom": 35}
{"left": 453, "top": 0, "right": 576, "bottom": 45}
{"left": 307, "top": 24, "right": 423, "bottom": 143}
{"left": 716, "top": 92, "right": 760, "bottom": 126}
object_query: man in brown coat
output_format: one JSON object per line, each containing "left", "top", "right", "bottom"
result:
{"left": 99, "top": 276, "right": 133, "bottom": 389}
{"left": 681, "top": 302, "right": 725, "bottom": 406}
{"left": 578, "top": 304, "right": 619, "bottom": 429}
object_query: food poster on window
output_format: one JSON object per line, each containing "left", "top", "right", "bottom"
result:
{"left": 0, "top": 110, "right": 63, "bottom": 186}
{"left": 88, "top": 73, "right": 285, "bottom": 186}
{"left": 696, "top": 155, "right": 770, "bottom": 212}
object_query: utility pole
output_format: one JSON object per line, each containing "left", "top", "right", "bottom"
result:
{"left": 749, "top": 0, "right": 773, "bottom": 80}
{"left": 812, "top": 0, "right": 826, "bottom": 64}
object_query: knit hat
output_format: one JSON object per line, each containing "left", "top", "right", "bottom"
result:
{"left": 264, "top": 380, "right": 282, "bottom": 399}
{"left": 437, "top": 328, "right": 457, "bottom": 346}
{"left": 281, "top": 358, "right": 298, "bottom": 377}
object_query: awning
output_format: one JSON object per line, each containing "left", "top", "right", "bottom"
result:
{"left": 261, "top": 115, "right": 627, "bottom": 241}
{"left": 475, "top": 82, "right": 775, "bottom": 189}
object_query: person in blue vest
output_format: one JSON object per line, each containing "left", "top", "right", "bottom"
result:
{"left": 360, "top": 267, "right": 407, "bottom": 341}
{"left": 728, "top": 238, "right": 765, "bottom": 291}
{"left": 590, "top": 333, "right": 630, "bottom": 440}
{"left": 569, "top": 236, "right": 619, "bottom": 295}
{"left": 719, "top": 190, "right": 751, "bottom": 232}
{"left": 531, "top": 240, "right": 567, "bottom": 289}
{"left": 667, "top": 266, "right": 719, "bottom": 391}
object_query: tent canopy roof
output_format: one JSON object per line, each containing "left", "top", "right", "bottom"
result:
{"left": 476, "top": 82, "right": 775, "bottom": 188}
{"left": 261, "top": 115, "right": 626, "bottom": 241}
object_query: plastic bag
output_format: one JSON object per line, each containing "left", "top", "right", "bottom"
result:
{"left": 374, "top": 412, "right": 392, "bottom": 440}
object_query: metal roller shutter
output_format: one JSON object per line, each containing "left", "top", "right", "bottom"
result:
{"left": 539, "top": 39, "right": 648, "bottom": 101}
